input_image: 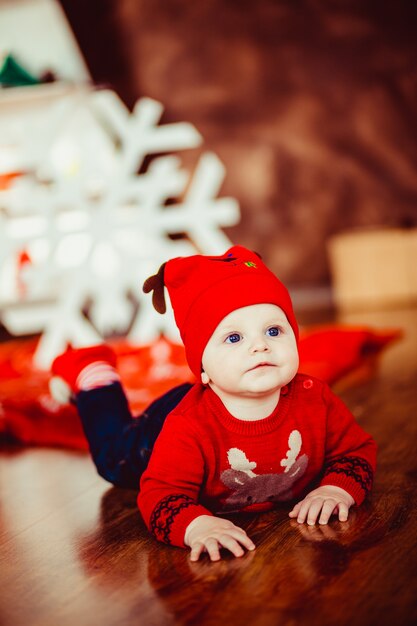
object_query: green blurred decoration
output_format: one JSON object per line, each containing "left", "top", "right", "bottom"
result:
{"left": 0, "top": 54, "right": 40, "bottom": 87}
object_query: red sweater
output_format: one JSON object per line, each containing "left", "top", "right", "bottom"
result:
{"left": 138, "top": 373, "right": 376, "bottom": 548}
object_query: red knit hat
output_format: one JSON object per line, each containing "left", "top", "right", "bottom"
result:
{"left": 143, "top": 245, "right": 298, "bottom": 378}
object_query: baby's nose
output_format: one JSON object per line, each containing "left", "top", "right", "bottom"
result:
{"left": 250, "top": 337, "right": 270, "bottom": 352}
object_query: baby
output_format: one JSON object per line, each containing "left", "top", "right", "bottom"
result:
{"left": 51, "top": 245, "right": 376, "bottom": 562}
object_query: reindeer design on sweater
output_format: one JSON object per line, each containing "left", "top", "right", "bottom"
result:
{"left": 220, "top": 430, "right": 308, "bottom": 511}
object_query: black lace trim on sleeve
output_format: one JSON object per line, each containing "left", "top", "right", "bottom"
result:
{"left": 149, "top": 494, "right": 196, "bottom": 545}
{"left": 323, "top": 456, "right": 374, "bottom": 498}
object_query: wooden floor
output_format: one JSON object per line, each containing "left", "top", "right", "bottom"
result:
{"left": 1, "top": 307, "right": 417, "bottom": 626}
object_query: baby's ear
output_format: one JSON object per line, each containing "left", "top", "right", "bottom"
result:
{"left": 201, "top": 372, "right": 210, "bottom": 385}
{"left": 143, "top": 263, "right": 167, "bottom": 314}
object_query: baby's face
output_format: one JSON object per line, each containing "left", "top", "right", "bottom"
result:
{"left": 201, "top": 303, "right": 299, "bottom": 401}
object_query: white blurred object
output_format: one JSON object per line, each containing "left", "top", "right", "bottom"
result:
{"left": 0, "top": 83, "right": 91, "bottom": 175}
{"left": 0, "top": 90, "right": 240, "bottom": 368}
{"left": 0, "top": 0, "right": 90, "bottom": 82}
{"left": 48, "top": 375, "right": 73, "bottom": 405}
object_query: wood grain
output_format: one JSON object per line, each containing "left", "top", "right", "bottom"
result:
{"left": 1, "top": 307, "right": 416, "bottom": 626}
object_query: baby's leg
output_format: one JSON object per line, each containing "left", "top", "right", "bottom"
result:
{"left": 76, "top": 381, "right": 192, "bottom": 488}
{"left": 50, "top": 345, "right": 191, "bottom": 488}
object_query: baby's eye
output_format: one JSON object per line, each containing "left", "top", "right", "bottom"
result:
{"left": 225, "top": 333, "right": 242, "bottom": 344}
{"left": 266, "top": 326, "right": 281, "bottom": 337}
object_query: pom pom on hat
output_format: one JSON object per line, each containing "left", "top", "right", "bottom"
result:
{"left": 143, "top": 245, "right": 298, "bottom": 378}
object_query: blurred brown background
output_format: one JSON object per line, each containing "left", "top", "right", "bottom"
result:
{"left": 58, "top": 0, "right": 417, "bottom": 291}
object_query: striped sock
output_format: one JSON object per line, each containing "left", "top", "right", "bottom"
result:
{"left": 76, "top": 361, "right": 121, "bottom": 391}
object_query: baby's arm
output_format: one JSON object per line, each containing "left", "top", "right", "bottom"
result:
{"left": 185, "top": 515, "right": 255, "bottom": 561}
{"left": 289, "top": 382, "right": 376, "bottom": 525}
{"left": 138, "top": 411, "right": 255, "bottom": 559}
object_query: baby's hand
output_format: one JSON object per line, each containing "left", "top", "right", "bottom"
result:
{"left": 184, "top": 515, "right": 256, "bottom": 562}
{"left": 288, "top": 485, "right": 355, "bottom": 526}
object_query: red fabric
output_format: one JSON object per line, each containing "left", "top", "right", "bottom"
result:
{"left": 0, "top": 326, "right": 399, "bottom": 450}
{"left": 138, "top": 374, "right": 377, "bottom": 548}
{"left": 0, "top": 337, "right": 191, "bottom": 451}
{"left": 298, "top": 325, "right": 401, "bottom": 385}
{"left": 159, "top": 246, "right": 298, "bottom": 377}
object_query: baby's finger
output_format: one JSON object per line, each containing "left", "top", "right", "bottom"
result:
{"left": 318, "top": 499, "right": 338, "bottom": 525}
{"left": 337, "top": 501, "right": 350, "bottom": 522}
{"left": 229, "top": 529, "right": 256, "bottom": 551}
{"left": 294, "top": 499, "right": 312, "bottom": 524}
{"left": 190, "top": 541, "right": 205, "bottom": 562}
{"left": 288, "top": 501, "right": 302, "bottom": 517}
{"left": 296, "top": 497, "right": 321, "bottom": 524}
{"left": 306, "top": 498, "right": 325, "bottom": 525}
{"left": 218, "top": 534, "right": 245, "bottom": 558}
{"left": 204, "top": 538, "right": 221, "bottom": 562}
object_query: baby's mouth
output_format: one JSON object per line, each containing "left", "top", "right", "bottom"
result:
{"left": 248, "top": 362, "right": 275, "bottom": 371}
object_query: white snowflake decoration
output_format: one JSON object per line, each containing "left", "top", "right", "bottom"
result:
{"left": 0, "top": 88, "right": 240, "bottom": 368}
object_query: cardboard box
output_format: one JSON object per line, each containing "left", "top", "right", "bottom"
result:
{"left": 327, "top": 228, "right": 417, "bottom": 310}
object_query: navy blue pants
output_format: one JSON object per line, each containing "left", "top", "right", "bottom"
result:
{"left": 76, "top": 382, "right": 193, "bottom": 488}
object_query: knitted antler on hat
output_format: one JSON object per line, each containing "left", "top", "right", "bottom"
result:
{"left": 143, "top": 245, "right": 298, "bottom": 378}
{"left": 143, "top": 262, "right": 167, "bottom": 314}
